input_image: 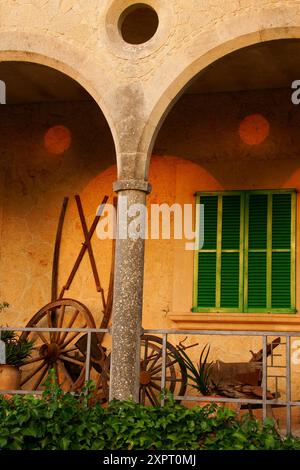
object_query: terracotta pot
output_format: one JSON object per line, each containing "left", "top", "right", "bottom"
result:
{"left": 0, "top": 364, "right": 21, "bottom": 390}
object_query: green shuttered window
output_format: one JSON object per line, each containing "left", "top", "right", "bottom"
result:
{"left": 193, "top": 190, "right": 296, "bottom": 313}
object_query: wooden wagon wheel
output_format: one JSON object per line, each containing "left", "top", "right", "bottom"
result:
{"left": 103, "top": 335, "right": 187, "bottom": 405}
{"left": 20, "top": 299, "right": 96, "bottom": 391}
{"left": 139, "top": 335, "right": 187, "bottom": 405}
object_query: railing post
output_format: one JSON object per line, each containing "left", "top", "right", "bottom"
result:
{"left": 286, "top": 335, "right": 292, "bottom": 436}
{"left": 262, "top": 336, "right": 267, "bottom": 422}
{"left": 161, "top": 334, "right": 167, "bottom": 407}
{"left": 84, "top": 330, "right": 92, "bottom": 387}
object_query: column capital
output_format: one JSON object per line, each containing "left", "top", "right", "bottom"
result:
{"left": 113, "top": 179, "right": 152, "bottom": 194}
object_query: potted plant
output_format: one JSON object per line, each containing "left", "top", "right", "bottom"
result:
{"left": 0, "top": 303, "right": 34, "bottom": 390}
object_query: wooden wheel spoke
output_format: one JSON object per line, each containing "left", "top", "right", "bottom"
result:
{"left": 60, "top": 327, "right": 85, "bottom": 350}
{"left": 147, "top": 350, "right": 162, "bottom": 372}
{"left": 145, "top": 387, "right": 156, "bottom": 406}
{"left": 55, "top": 305, "right": 66, "bottom": 343}
{"left": 150, "top": 358, "right": 175, "bottom": 376}
{"left": 140, "top": 386, "right": 146, "bottom": 404}
{"left": 149, "top": 363, "right": 163, "bottom": 376}
{"left": 22, "top": 356, "right": 45, "bottom": 366}
{"left": 32, "top": 364, "right": 49, "bottom": 390}
{"left": 149, "top": 381, "right": 162, "bottom": 392}
{"left": 151, "top": 376, "right": 180, "bottom": 382}
{"left": 59, "top": 346, "right": 78, "bottom": 354}
{"left": 146, "top": 385, "right": 160, "bottom": 406}
{"left": 59, "top": 354, "right": 85, "bottom": 367}
{"left": 36, "top": 331, "right": 49, "bottom": 345}
{"left": 47, "top": 309, "right": 55, "bottom": 342}
{"left": 58, "top": 358, "right": 77, "bottom": 385}
{"left": 20, "top": 360, "right": 46, "bottom": 386}
{"left": 59, "top": 310, "right": 79, "bottom": 345}
{"left": 142, "top": 339, "right": 149, "bottom": 368}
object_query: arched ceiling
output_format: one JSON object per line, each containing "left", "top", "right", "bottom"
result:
{"left": 187, "top": 39, "right": 300, "bottom": 94}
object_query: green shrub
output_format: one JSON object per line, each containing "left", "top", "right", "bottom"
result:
{"left": 0, "top": 372, "right": 299, "bottom": 450}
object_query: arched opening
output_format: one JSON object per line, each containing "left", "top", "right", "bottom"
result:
{"left": 0, "top": 61, "right": 116, "bottom": 328}
{"left": 142, "top": 39, "right": 300, "bottom": 417}
{"left": 144, "top": 38, "right": 300, "bottom": 323}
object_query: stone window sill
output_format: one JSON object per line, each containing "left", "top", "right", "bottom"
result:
{"left": 168, "top": 312, "right": 300, "bottom": 332}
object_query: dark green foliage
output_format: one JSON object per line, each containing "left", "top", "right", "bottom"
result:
{"left": 0, "top": 329, "right": 34, "bottom": 366}
{"left": 0, "top": 370, "right": 299, "bottom": 450}
{"left": 0, "top": 302, "right": 34, "bottom": 365}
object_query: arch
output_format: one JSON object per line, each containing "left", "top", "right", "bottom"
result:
{"left": 141, "top": 22, "right": 300, "bottom": 177}
{"left": 0, "top": 29, "right": 119, "bottom": 154}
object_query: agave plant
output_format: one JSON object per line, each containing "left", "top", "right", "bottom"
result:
{"left": 0, "top": 303, "right": 34, "bottom": 366}
{"left": 0, "top": 329, "right": 34, "bottom": 366}
{"left": 174, "top": 343, "right": 213, "bottom": 396}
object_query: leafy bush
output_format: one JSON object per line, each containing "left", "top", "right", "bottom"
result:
{"left": 0, "top": 372, "right": 299, "bottom": 450}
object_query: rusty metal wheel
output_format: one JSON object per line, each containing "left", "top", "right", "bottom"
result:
{"left": 139, "top": 335, "right": 187, "bottom": 405}
{"left": 20, "top": 299, "right": 96, "bottom": 391}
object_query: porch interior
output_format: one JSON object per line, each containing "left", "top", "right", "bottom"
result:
{"left": 0, "top": 41, "right": 300, "bottom": 431}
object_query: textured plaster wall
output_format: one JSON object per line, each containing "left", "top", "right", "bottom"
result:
{"left": 0, "top": 101, "right": 116, "bottom": 327}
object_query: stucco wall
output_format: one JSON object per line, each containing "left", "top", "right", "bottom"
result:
{"left": 0, "top": 101, "right": 115, "bottom": 327}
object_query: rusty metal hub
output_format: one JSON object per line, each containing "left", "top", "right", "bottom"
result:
{"left": 140, "top": 370, "right": 151, "bottom": 386}
{"left": 39, "top": 343, "right": 60, "bottom": 363}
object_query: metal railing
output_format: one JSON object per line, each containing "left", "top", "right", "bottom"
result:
{"left": 0, "top": 326, "right": 109, "bottom": 395}
{"left": 1, "top": 326, "right": 300, "bottom": 435}
{"left": 144, "top": 329, "right": 300, "bottom": 436}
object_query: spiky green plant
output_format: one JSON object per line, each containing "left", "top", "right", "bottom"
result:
{"left": 173, "top": 344, "right": 213, "bottom": 396}
{"left": 0, "top": 329, "right": 34, "bottom": 366}
{"left": 0, "top": 303, "right": 34, "bottom": 366}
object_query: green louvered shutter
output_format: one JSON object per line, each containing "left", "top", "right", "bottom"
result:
{"left": 194, "top": 190, "right": 295, "bottom": 313}
{"left": 247, "top": 194, "right": 268, "bottom": 309}
{"left": 197, "top": 196, "right": 217, "bottom": 307}
{"left": 271, "top": 193, "right": 292, "bottom": 309}
{"left": 220, "top": 195, "right": 242, "bottom": 308}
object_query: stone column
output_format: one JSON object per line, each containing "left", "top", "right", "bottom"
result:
{"left": 109, "top": 179, "right": 151, "bottom": 402}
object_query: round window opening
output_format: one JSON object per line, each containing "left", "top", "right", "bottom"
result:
{"left": 119, "top": 4, "right": 159, "bottom": 45}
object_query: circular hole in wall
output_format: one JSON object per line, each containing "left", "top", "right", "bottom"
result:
{"left": 119, "top": 3, "right": 159, "bottom": 45}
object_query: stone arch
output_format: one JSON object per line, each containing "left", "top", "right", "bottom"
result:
{"left": 141, "top": 22, "right": 300, "bottom": 177}
{"left": 0, "top": 29, "right": 119, "bottom": 154}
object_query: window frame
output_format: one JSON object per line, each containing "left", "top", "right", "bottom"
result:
{"left": 192, "top": 189, "right": 297, "bottom": 314}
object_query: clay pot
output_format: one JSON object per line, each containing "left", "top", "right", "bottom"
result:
{"left": 0, "top": 364, "right": 21, "bottom": 390}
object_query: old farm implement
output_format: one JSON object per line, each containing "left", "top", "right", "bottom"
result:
{"left": 19, "top": 195, "right": 190, "bottom": 404}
